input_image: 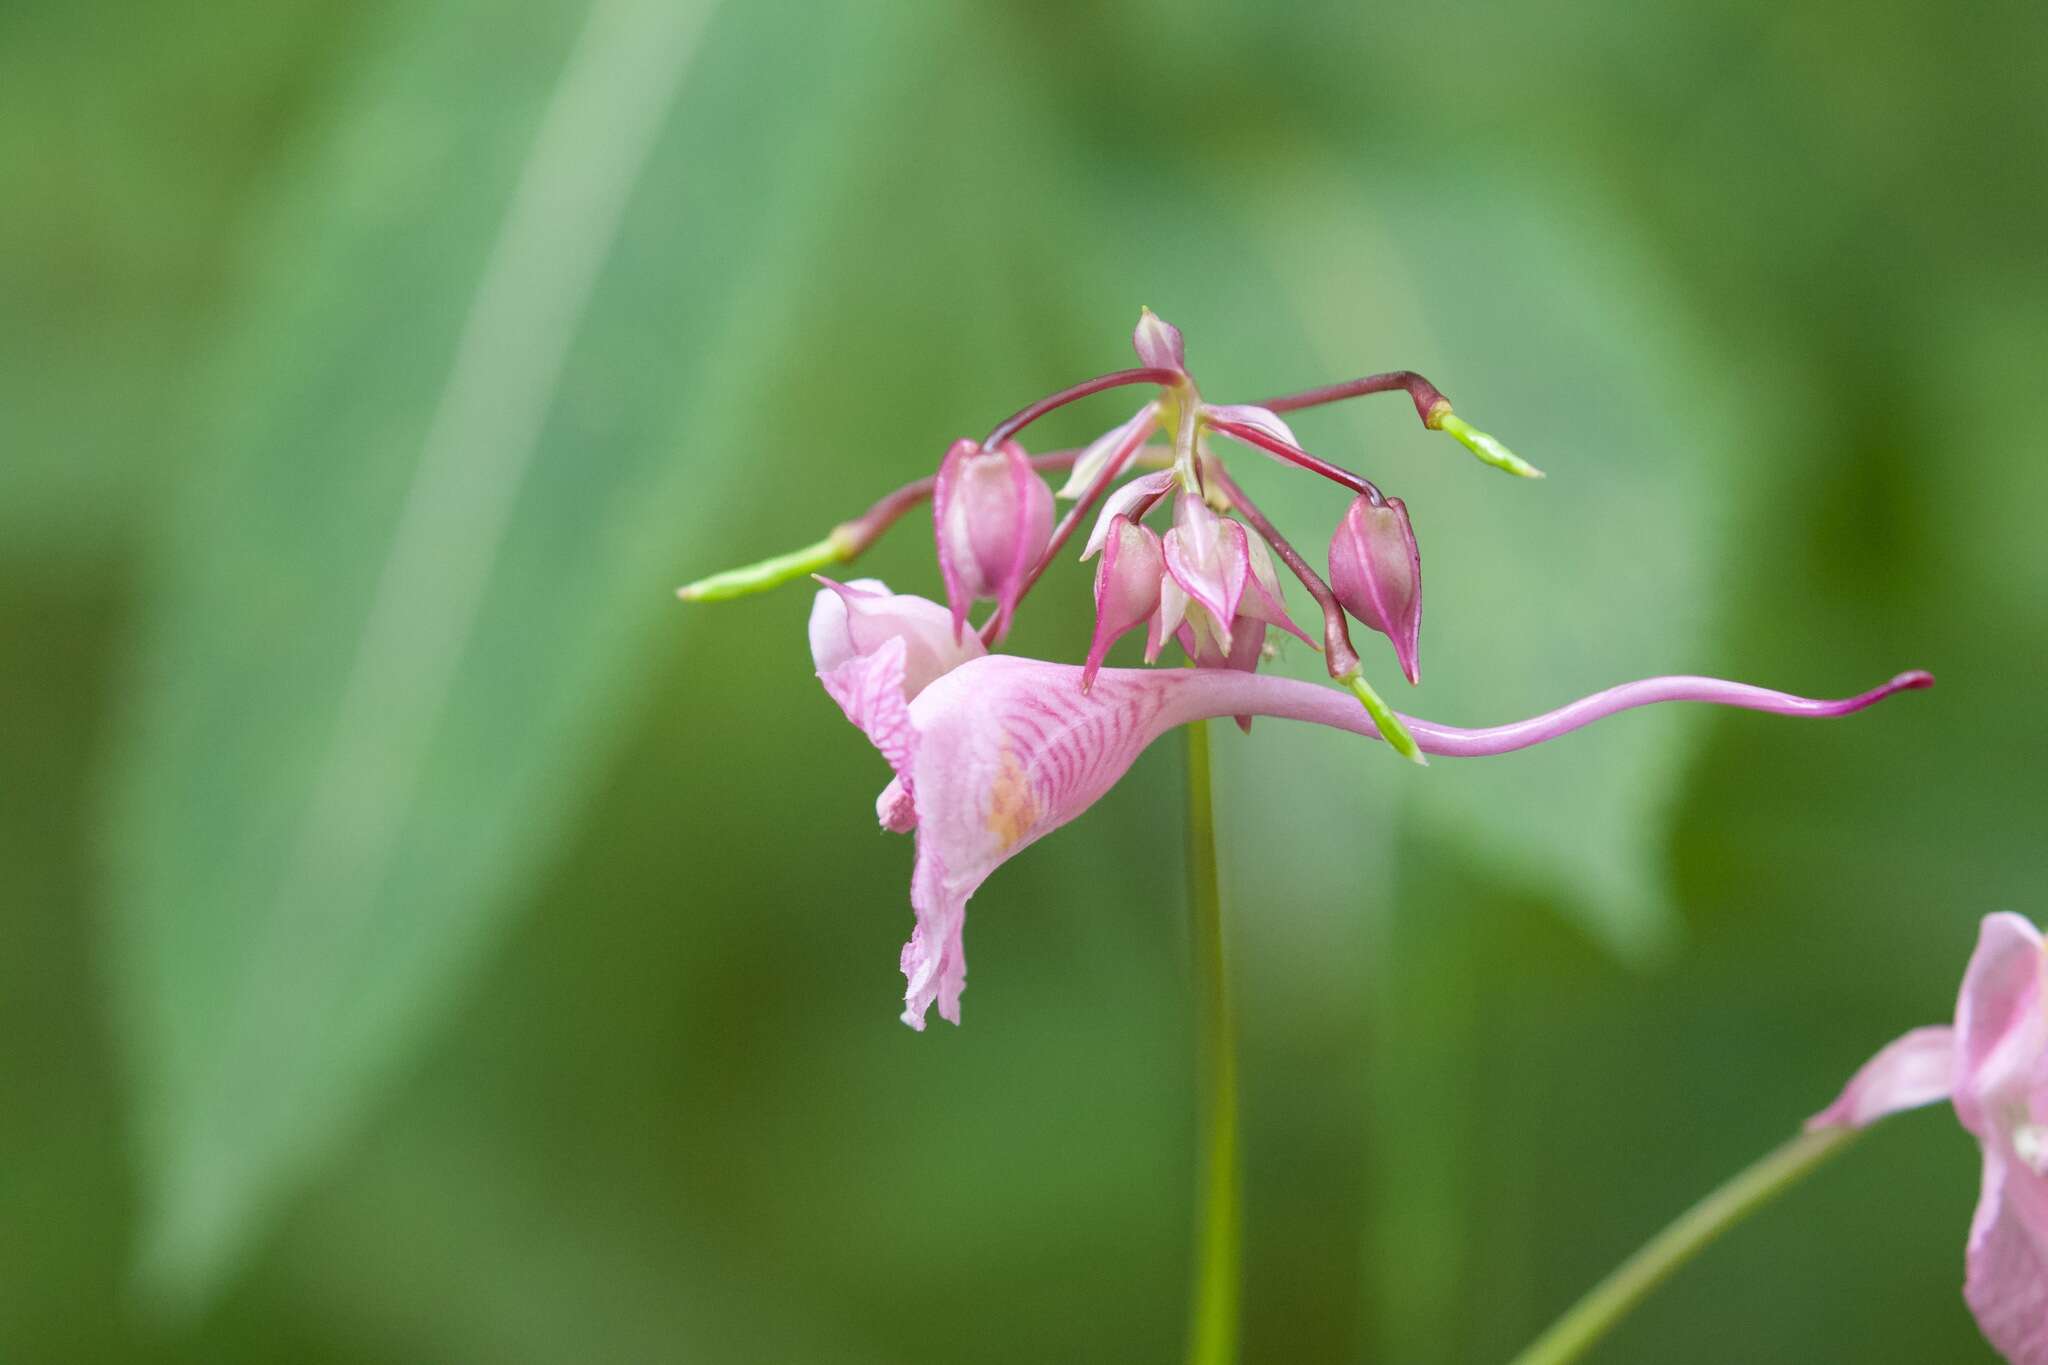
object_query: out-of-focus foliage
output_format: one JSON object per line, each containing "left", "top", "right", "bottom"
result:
{"left": 1, "top": 0, "right": 2041, "bottom": 1359}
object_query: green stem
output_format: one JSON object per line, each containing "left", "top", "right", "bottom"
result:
{"left": 1184, "top": 719, "right": 1240, "bottom": 1365}
{"left": 1342, "top": 671, "right": 1426, "bottom": 766}
{"left": 674, "top": 533, "right": 846, "bottom": 601}
{"left": 1506, "top": 1125, "right": 1859, "bottom": 1365}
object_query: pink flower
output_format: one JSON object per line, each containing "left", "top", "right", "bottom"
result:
{"left": 1810, "top": 913, "right": 2048, "bottom": 1364}
{"left": 812, "top": 594, "right": 1930, "bottom": 1030}
{"left": 933, "top": 437, "right": 1055, "bottom": 642}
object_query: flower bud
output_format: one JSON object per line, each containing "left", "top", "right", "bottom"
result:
{"left": 809, "top": 577, "right": 985, "bottom": 700}
{"left": 1132, "top": 307, "right": 1187, "bottom": 375}
{"left": 1328, "top": 494, "right": 1422, "bottom": 685}
{"left": 1083, "top": 519, "right": 1164, "bottom": 688}
{"left": 933, "top": 438, "right": 1055, "bottom": 642}
{"left": 1162, "top": 492, "right": 1249, "bottom": 650}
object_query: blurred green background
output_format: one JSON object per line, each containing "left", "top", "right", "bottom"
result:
{"left": 4, "top": 0, "right": 2044, "bottom": 1359}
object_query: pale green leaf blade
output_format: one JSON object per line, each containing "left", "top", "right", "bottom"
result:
{"left": 105, "top": 0, "right": 929, "bottom": 1302}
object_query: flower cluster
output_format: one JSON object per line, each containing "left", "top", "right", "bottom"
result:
{"left": 681, "top": 310, "right": 1929, "bottom": 1030}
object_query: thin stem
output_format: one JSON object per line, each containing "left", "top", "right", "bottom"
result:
{"left": 1251, "top": 373, "right": 1542, "bottom": 479}
{"left": 1256, "top": 370, "right": 1449, "bottom": 424}
{"left": 1174, "top": 386, "right": 1204, "bottom": 491}
{"left": 675, "top": 534, "right": 845, "bottom": 602}
{"left": 1507, "top": 1125, "right": 1860, "bottom": 1365}
{"left": 1203, "top": 463, "right": 1359, "bottom": 678}
{"left": 1205, "top": 418, "right": 1384, "bottom": 503}
{"left": 679, "top": 452, "right": 1086, "bottom": 601}
{"left": 1183, "top": 719, "right": 1240, "bottom": 1365}
{"left": 983, "top": 367, "right": 1182, "bottom": 449}
{"left": 977, "top": 422, "right": 1154, "bottom": 645}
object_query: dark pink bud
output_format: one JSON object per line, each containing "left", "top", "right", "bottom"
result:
{"left": 1329, "top": 494, "right": 1422, "bottom": 685}
{"left": 933, "top": 437, "right": 1055, "bottom": 641}
{"left": 1083, "top": 519, "right": 1165, "bottom": 689}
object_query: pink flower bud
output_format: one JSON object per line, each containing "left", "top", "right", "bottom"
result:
{"left": 1328, "top": 494, "right": 1422, "bottom": 685}
{"left": 1132, "top": 307, "right": 1187, "bottom": 375}
{"left": 1083, "top": 519, "right": 1164, "bottom": 688}
{"left": 933, "top": 438, "right": 1055, "bottom": 642}
{"left": 1162, "top": 492, "right": 1249, "bottom": 651}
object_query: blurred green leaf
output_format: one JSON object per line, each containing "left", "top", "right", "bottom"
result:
{"left": 0, "top": 0, "right": 371, "bottom": 566}
{"left": 1248, "top": 153, "right": 1760, "bottom": 960}
{"left": 105, "top": 0, "right": 939, "bottom": 1302}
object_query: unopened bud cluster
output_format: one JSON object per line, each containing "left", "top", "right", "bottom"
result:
{"left": 681, "top": 308, "right": 1546, "bottom": 763}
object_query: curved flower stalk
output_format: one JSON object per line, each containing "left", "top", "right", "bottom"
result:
{"left": 1810, "top": 913, "right": 2048, "bottom": 1365}
{"left": 813, "top": 591, "right": 1931, "bottom": 1028}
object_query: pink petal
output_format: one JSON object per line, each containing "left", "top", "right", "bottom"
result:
{"left": 817, "top": 633, "right": 917, "bottom": 783}
{"left": 1956, "top": 912, "right": 2047, "bottom": 1102}
{"left": 1201, "top": 402, "right": 1301, "bottom": 456}
{"left": 1806, "top": 1025, "right": 1957, "bottom": 1130}
{"left": 1083, "top": 470, "right": 1175, "bottom": 560}
{"left": 1238, "top": 538, "right": 1316, "bottom": 648}
{"left": 811, "top": 577, "right": 985, "bottom": 699}
{"left": 1132, "top": 307, "right": 1187, "bottom": 373}
{"left": 807, "top": 575, "right": 891, "bottom": 673}
{"left": 1084, "top": 521, "right": 1164, "bottom": 688}
{"left": 901, "top": 854, "right": 968, "bottom": 1029}
{"left": 858, "top": 658, "right": 1926, "bottom": 1028}
{"left": 1147, "top": 575, "right": 1187, "bottom": 663}
{"left": 1163, "top": 495, "right": 1249, "bottom": 648}
{"left": 991, "top": 440, "right": 1055, "bottom": 642}
{"left": 1965, "top": 1147, "right": 2048, "bottom": 1365}
{"left": 931, "top": 438, "right": 980, "bottom": 639}
{"left": 876, "top": 777, "right": 916, "bottom": 833}
{"left": 1059, "top": 402, "right": 1159, "bottom": 501}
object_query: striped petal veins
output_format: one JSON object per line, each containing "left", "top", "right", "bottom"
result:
{"left": 847, "top": 654, "right": 1931, "bottom": 1029}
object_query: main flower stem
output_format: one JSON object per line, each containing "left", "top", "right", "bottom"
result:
{"left": 1184, "top": 719, "right": 1240, "bottom": 1365}
{"left": 1506, "top": 1125, "right": 1859, "bottom": 1365}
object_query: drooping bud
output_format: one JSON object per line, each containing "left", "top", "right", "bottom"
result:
{"left": 1328, "top": 494, "right": 1422, "bottom": 685}
{"left": 1083, "top": 519, "right": 1165, "bottom": 689}
{"left": 932, "top": 437, "right": 1055, "bottom": 642}
{"left": 1162, "top": 492, "right": 1249, "bottom": 650}
{"left": 809, "top": 577, "right": 986, "bottom": 700}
